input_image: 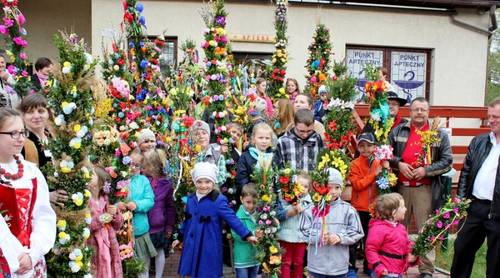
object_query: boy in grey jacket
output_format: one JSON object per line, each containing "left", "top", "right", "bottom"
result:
{"left": 303, "top": 168, "right": 364, "bottom": 278}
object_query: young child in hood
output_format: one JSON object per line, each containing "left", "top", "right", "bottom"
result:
{"left": 305, "top": 168, "right": 364, "bottom": 278}
{"left": 365, "top": 193, "right": 418, "bottom": 278}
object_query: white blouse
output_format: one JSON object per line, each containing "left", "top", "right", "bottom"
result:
{"left": 0, "top": 159, "right": 56, "bottom": 277}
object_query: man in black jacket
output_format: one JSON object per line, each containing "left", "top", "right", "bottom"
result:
{"left": 451, "top": 97, "right": 500, "bottom": 278}
{"left": 388, "top": 97, "right": 452, "bottom": 278}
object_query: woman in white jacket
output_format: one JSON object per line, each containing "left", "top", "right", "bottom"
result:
{"left": 0, "top": 107, "right": 56, "bottom": 277}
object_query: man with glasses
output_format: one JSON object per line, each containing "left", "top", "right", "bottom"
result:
{"left": 388, "top": 97, "right": 452, "bottom": 278}
{"left": 276, "top": 109, "right": 323, "bottom": 172}
{"left": 451, "top": 97, "right": 500, "bottom": 278}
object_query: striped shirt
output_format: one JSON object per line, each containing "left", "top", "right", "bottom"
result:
{"left": 276, "top": 129, "right": 324, "bottom": 172}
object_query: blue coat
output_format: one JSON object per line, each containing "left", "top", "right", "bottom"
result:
{"left": 178, "top": 190, "right": 251, "bottom": 278}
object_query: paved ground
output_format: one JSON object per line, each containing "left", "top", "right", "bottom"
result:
{"left": 163, "top": 250, "right": 450, "bottom": 277}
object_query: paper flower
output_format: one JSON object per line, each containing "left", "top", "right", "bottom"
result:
{"left": 54, "top": 114, "right": 65, "bottom": 126}
{"left": 61, "top": 101, "right": 77, "bottom": 114}
{"left": 62, "top": 61, "right": 72, "bottom": 74}
{"left": 60, "top": 159, "right": 75, "bottom": 173}
{"left": 58, "top": 231, "right": 71, "bottom": 245}
{"left": 57, "top": 219, "right": 67, "bottom": 231}
{"left": 85, "top": 212, "right": 92, "bottom": 225}
{"left": 82, "top": 227, "right": 90, "bottom": 240}
{"left": 69, "top": 137, "right": 82, "bottom": 149}
{"left": 71, "top": 192, "right": 84, "bottom": 206}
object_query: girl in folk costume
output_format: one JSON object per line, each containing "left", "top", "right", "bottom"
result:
{"left": 87, "top": 166, "right": 124, "bottom": 278}
{"left": 0, "top": 108, "right": 56, "bottom": 277}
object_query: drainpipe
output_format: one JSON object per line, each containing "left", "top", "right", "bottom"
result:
{"left": 450, "top": 5, "right": 497, "bottom": 37}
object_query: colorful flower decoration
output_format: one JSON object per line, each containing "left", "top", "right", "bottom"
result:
{"left": 253, "top": 159, "right": 282, "bottom": 276}
{"left": 43, "top": 32, "right": 95, "bottom": 277}
{"left": 0, "top": 0, "right": 31, "bottom": 96}
{"left": 412, "top": 198, "right": 470, "bottom": 256}
{"left": 267, "top": 0, "right": 288, "bottom": 101}
{"left": 304, "top": 24, "right": 332, "bottom": 98}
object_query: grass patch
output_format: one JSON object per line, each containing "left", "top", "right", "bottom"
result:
{"left": 435, "top": 237, "right": 487, "bottom": 278}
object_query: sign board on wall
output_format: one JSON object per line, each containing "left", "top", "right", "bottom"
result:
{"left": 346, "top": 48, "right": 384, "bottom": 101}
{"left": 229, "top": 34, "right": 275, "bottom": 44}
{"left": 391, "top": 51, "right": 427, "bottom": 102}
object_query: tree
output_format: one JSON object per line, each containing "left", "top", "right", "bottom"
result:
{"left": 486, "top": 10, "right": 500, "bottom": 104}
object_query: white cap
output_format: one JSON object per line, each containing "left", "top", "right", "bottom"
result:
{"left": 191, "top": 162, "right": 218, "bottom": 184}
{"left": 328, "top": 168, "right": 343, "bottom": 186}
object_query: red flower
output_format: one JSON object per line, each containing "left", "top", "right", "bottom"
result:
{"left": 280, "top": 69, "right": 286, "bottom": 76}
{"left": 279, "top": 176, "right": 290, "bottom": 185}
{"left": 312, "top": 182, "right": 330, "bottom": 195}
{"left": 328, "top": 121, "right": 337, "bottom": 131}
{"left": 183, "top": 116, "right": 194, "bottom": 128}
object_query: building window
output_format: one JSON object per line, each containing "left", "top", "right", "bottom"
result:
{"left": 346, "top": 45, "right": 431, "bottom": 102}
{"left": 147, "top": 36, "right": 178, "bottom": 75}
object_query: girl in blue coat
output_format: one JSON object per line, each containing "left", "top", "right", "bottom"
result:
{"left": 174, "top": 162, "right": 257, "bottom": 278}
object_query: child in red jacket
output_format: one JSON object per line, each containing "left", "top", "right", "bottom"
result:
{"left": 365, "top": 193, "right": 418, "bottom": 278}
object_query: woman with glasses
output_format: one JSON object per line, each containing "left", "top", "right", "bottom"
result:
{"left": 0, "top": 107, "right": 56, "bottom": 277}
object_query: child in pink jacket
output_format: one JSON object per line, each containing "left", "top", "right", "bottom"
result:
{"left": 365, "top": 193, "right": 418, "bottom": 278}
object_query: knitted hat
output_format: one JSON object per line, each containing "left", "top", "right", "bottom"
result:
{"left": 328, "top": 168, "right": 343, "bottom": 186}
{"left": 138, "top": 129, "right": 156, "bottom": 144}
{"left": 318, "top": 85, "right": 328, "bottom": 95}
{"left": 190, "top": 120, "right": 211, "bottom": 138}
{"left": 192, "top": 162, "right": 218, "bottom": 184}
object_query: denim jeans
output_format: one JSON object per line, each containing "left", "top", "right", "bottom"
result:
{"left": 235, "top": 265, "right": 259, "bottom": 278}
{"left": 310, "top": 271, "right": 348, "bottom": 278}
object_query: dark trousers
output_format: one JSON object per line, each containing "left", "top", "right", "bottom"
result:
{"left": 451, "top": 199, "right": 500, "bottom": 278}
{"left": 348, "top": 211, "right": 370, "bottom": 272}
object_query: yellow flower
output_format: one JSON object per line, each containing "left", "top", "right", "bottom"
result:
{"left": 325, "top": 194, "right": 333, "bottom": 202}
{"left": 388, "top": 172, "right": 398, "bottom": 186}
{"left": 57, "top": 220, "right": 67, "bottom": 231}
{"left": 261, "top": 194, "right": 271, "bottom": 203}
{"left": 58, "top": 231, "right": 68, "bottom": 239}
{"left": 269, "top": 255, "right": 281, "bottom": 265}
{"left": 63, "top": 61, "right": 71, "bottom": 68}
{"left": 313, "top": 193, "right": 321, "bottom": 203}
{"left": 269, "top": 245, "right": 278, "bottom": 254}
{"left": 73, "top": 124, "right": 81, "bottom": 132}
{"left": 84, "top": 189, "right": 91, "bottom": 198}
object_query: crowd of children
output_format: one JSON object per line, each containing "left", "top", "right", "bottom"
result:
{"left": 0, "top": 72, "right": 423, "bottom": 278}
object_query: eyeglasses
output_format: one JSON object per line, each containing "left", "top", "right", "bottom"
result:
{"left": 0, "top": 129, "right": 29, "bottom": 139}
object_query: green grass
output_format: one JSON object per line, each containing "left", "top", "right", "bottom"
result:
{"left": 435, "top": 238, "right": 487, "bottom": 278}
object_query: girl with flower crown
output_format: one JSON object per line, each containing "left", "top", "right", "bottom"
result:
{"left": 0, "top": 107, "right": 56, "bottom": 278}
{"left": 87, "top": 166, "right": 123, "bottom": 278}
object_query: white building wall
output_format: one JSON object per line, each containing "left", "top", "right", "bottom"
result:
{"left": 89, "top": 0, "right": 491, "bottom": 106}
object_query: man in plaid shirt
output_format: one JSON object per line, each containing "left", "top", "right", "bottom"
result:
{"left": 276, "top": 109, "right": 324, "bottom": 172}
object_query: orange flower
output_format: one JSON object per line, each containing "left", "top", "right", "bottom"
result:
{"left": 318, "top": 72, "right": 327, "bottom": 82}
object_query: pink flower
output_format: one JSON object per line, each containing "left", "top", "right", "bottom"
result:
{"left": 443, "top": 212, "right": 450, "bottom": 219}
{"left": 17, "top": 13, "right": 25, "bottom": 25}
{"left": 13, "top": 36, "right": 28, "bottom": 47}
{"left": 21, "top": 70, "right": 28, "bottom": 77}
{"left": 436, "top": 220, "right": 443, "bottom": 229}
{"left": 19, "top": 52, "right": 27, "bottom": 60}
{"left": 258, "top": 220, "right": 264, "bottom": 225}
{"left": 452, "top": 220, "right": 460, "bottom": 226}
{"left": 0, "top": 25, "right": 6, "bottom": 34}
{"left": 7, "top": 65, "right": 17, "bottom": 75}
{"left": 3, "top": 17, "right": 14, "bottom": 27}
{"left": 265, "top": 219, "right": 272, "bottom": 225}
{"left": 114, "top": 149, "right": 122, "bottom": 157}
{"left": 453, "top": 207, "right": 459, "bottom": 214}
